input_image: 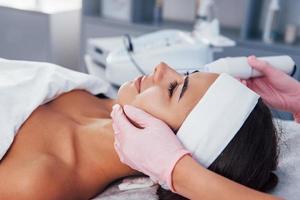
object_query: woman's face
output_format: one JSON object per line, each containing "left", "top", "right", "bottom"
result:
{"left": 117, "top": 63, "right": 218, "bottom": 130}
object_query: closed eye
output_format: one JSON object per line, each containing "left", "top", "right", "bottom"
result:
{"left": 178, "top": 73, "right": 189, "bottom": 101}
{"left": 168, "top": 81, "right": 178, "bottom": 98}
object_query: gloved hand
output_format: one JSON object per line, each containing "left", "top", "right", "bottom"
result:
{"left": 111, "top": 104, "right": 190, "bottom": 191}
{"left": 245, "top": 55, "right": 300, "bottom": 122}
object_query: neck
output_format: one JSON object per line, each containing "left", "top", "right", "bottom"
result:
{"left": 101, "top": 121, "right": 139, "bottom": 177}
{"left": 76, "top": 119, "right": 140, "bottom": 191}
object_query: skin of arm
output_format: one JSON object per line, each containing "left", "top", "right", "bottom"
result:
{"left": 172, "top": 155, "right": 283, "bottom": 200}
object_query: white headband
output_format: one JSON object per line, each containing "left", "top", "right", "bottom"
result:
{"left": 177, "top": 73, "right": 259, "bottom": 168}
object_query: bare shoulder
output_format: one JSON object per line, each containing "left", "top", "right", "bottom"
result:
{"left": 0, "top": 154, "right": 82, "bottom": 200}
{"left": 47, "top": 90, "right": 116, "bottom": 118}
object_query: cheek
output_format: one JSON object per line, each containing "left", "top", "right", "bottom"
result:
{"left": 131, "top": 88, "right": 167, "bottom": 118}
{"left": 118, "top": 86, "right": 184, "bottom": 130}
{"left": 130, "top": 88, "right": 180, "bottom": 129}
{"left": 117, "top": 82, "right": 137, "bottom": 106}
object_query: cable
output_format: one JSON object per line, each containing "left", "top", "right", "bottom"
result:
{"left": 123, "top": 34, "right": 146, "bottom": 75}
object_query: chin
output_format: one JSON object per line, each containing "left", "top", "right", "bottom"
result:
{"left": 117, "top": 81, "right": 136, "bottom": 106}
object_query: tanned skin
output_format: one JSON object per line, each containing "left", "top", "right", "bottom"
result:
{"left": 0, "top": 90, "right": 139, "bottom": 200}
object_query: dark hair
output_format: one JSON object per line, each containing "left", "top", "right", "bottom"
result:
{"left": 158, "top": 99, "right": 279, "bottom": 200}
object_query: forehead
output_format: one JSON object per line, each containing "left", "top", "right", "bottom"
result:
{"left": 175, "top": 72, "right": 219, "bottom": 117}
{"left": 189, "top": 72, "right": 219, "bottom": 99}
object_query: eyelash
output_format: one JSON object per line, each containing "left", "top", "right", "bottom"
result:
{"left": 168, "top": 81, "right": 178, "bottom": 97}
{"left": 168, "top": 71, "right": 189, "bottom": 98}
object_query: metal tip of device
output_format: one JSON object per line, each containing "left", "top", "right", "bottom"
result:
{"left": 291, "top": 65, "right": 297, "bottom": 77}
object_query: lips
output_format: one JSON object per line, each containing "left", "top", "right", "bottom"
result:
{"left": 134, "top": 76, "right": 143, "bottom": 93}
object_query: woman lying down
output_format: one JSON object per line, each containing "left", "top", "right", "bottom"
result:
{"left": 0, "top": 59, "right": 278, "bottom": 200}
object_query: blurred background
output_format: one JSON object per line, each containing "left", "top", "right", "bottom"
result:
{"left": 0, "top": 0, "right": 299, "bottom": 70}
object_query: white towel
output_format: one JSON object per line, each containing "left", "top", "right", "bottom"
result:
{"left": 270, "top": 120, "right": 300, "bottom": 199}
{"left": 0, "top": 59, "right": 109, "bottom": 160}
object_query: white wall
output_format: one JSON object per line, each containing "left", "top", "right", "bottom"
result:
{"left": 259, "top": 0, "right": 300, "bottom": 38}
{"left": 163, "top": 0, "right": 197, "bottom": 22}
{"left": 162, "top": 0, "right": 248, "bottom": 27}
{"left": 0, "top": 5, "right": 81, "bottom": 70}
{"left": 163, "top": 0, "right": 300, "bottom": 37}
{"left": 214, "top": 0, "right": 248, "bottom": 29}
{"left": 281, "top": 0, "right": 300, "bottom": 37}
{"left": 0, "top": 0, "right": 81, "bottom": 12}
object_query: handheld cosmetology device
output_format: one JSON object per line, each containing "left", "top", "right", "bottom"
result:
{"left": 202, "top": 55, "right": 296, "bottom": 79}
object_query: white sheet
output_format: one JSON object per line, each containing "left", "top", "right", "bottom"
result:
{"left": 92, "top": 178, "right": 159, "bottom": 200}
{"left": 0, "top": 59, "right": 109, "bottom": 160}
{"left": 270, "top": 119, "right": 300, "bottom": 199}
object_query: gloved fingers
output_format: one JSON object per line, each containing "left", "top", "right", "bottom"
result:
{"left": 294, "top": 113, "right": 300, "bottom": 123}
{"left": 112, "top": 122, "right": 121, "bottom": 135}
{"left": 236, "top": 78, "right": 248, "bottom": 86}
{"left": 112, "top": 122, "right": 124, "bottom": 148}
{"left": 113, "top": 140, "right": 121, "bottom": 153}
{"left": 111, "top": 104, "right": 137, "bottom": 133}
{"left": 123, "top": 105, "right": 160, "bottom": 127}
{"left": 241, "top": 80, "right": 247, "bottom": 86}
{"left": 244, "top": 77, "right": 263, "bottom": 91}
{"left": 114, "top": 141, "right": 141, "bottom": 171}
{"left": 114, "top": 141, "right": 125, "bottom": 163}
{"left": 248, "top": 55, "right": 282, "bottom": 77}
{"left": 112, "top": 123, "right": 123, "bottom": 144}
{"left": 149, "top": 175, "right": 159, "bottom": 184}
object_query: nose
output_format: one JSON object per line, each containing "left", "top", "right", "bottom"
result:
{"left": 153, "top": 62, "right": 168, "bottom": 82}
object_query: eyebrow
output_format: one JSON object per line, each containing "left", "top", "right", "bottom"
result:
{"left": 178, "top": 75, "right": 189, "bottom": 101}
